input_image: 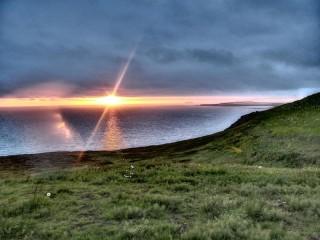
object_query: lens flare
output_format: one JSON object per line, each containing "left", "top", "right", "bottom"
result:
{"left": 77, "top": 47, "right": 137, "bottom": 161}
{"left": 111, "top": 47, "right": 136, "bottom": 96}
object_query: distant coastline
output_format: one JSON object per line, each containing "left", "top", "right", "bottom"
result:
{"left": 200, "top": 101, "right": 283, "bottom": 107}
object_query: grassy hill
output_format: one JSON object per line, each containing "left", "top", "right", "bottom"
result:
{"left": 1, "top": 93, "right": 320, "bottom": 240}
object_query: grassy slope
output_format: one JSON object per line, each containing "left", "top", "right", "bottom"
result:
{"left": 1, "top": 93, "right": 320, "bottom": 240}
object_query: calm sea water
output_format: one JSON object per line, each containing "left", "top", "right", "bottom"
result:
{"left": 0, "top": 106, "right": 270, "bottom": 156}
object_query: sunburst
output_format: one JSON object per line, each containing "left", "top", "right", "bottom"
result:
{"left": 96, "top": 95, "right": 123, "bottom": 106}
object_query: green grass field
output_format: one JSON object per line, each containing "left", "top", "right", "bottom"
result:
{"left": 1, "top": 93, "right": 320, "bottom": 240}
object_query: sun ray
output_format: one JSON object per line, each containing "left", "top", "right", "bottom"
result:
{"left": 111, "top": 47, "right": 137, "bottom": 96}
{"left": 77, "top": 47, "right": 137, "bottom": 161}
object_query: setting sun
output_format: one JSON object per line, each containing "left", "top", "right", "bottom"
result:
{"left": 96, "top": 95, "right": 123, "bottom": 106}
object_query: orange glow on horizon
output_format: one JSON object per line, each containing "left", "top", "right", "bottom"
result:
{"left": 0, "top": 95, "right": 295, "bottom": 108}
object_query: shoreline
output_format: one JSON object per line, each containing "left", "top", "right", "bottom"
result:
{"left": 0, "top": 102, "right": 277, "bottom": 170}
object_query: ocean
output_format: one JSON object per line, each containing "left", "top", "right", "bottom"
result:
{"left": 0, "top": 105, "right": 270, "bottom": 156}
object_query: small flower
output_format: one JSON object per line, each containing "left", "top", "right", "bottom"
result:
{"left": 130, "top": 165, "right": 134, "bottom": 169}
{"left": 46, "top": 192, "right": 51, "bottom": 197}
{"left": 258, "top": 166, "right": 262, "bottom": 169}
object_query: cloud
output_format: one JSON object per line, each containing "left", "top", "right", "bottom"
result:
{"left": 0, "top": 0, "right": 319, "bottom": 96}
{"left": 145, "top": 47, "right": 237, "bottom": 65}
{"left": 4, "top": 82, "right": 76, "bottom": 98}
{"left": 145, "top": 47, "right": 182, "bottom": 63}
{"left": 186, "top": 49, "right": 237, "bottom": 65}
{"left": 263, "top": 49, "right": 320, "bottom": 68}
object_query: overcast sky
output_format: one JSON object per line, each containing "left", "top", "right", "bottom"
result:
{"left": 0, "top": 0, "right": 319, "bottom": 97}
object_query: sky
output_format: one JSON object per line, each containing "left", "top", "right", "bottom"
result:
{"left": 0, "top": 0, "right": 319, "bottom": 100}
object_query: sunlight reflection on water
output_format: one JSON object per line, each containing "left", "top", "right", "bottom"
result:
{"left": 0, "top": 106, "right": 270, "bottom": 156}
{"left": 103, "top": 110, "right": 125, "bottom": 151}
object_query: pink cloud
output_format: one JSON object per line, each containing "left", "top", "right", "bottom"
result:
{"left": 4, "top": 82, "right": 76, "bottom": 98}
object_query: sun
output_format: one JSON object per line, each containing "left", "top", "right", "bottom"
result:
{"left": 96, "top": 95, "right": 123, "bottom": 106}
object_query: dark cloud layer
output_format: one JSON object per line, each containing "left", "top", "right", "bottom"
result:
{"left": 0, "top": 0, "right": 319, "bottom": 96}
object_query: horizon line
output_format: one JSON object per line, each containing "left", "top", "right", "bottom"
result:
{"left": 0, "top": 95, "right": 296, "bottom": 108}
